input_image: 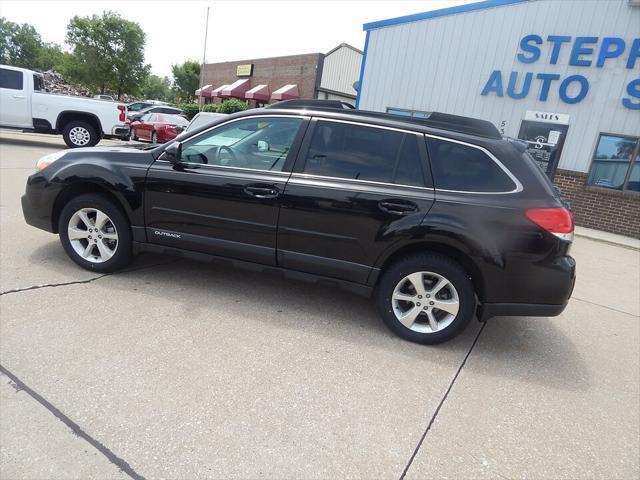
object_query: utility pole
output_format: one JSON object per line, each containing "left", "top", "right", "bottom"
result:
{"left": 198, "top": 6, "right": 210, "bottom": 111}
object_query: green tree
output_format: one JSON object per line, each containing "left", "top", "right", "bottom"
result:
{"left": 171, "top": 60, "right": 200, "bottom": 103}
{"left": 35, "top": 42, "right": 67, "bottom": 71}
{"left": 141, "top": 74, "right": 171, "bottom": 101}
{"left": 62, "top": 11, "right": 150, "bottom": 99}
{"left": 0, "top": 17, "right": 65, "bottom": 70}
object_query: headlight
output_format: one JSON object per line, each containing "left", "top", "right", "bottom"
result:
{"left": 36, "top": 151, "right": 66, "bottom": 172}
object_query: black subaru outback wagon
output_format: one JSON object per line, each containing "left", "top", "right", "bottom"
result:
{"left": 22, "top": 102, "right": 576, "bottom": 344}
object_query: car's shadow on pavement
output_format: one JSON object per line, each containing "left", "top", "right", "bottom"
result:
{"left": 28, "top": 240, "right": 590, "bottom": 387}
{"left": 464, "top": 316, "right": 591, "bottom": 392}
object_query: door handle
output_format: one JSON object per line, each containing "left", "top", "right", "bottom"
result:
{"left": 245, "top": 183, "right": 279, "bottom": 198}
{"left": 12, "top": 95, "right": 25, "bottom": 99}
{"left": 378, "top": 199, "right": 418, "bottom": 215}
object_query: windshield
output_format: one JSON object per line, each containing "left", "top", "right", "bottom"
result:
{"left": 128, "top": 102, "right": 150, "bottom": 112}
{"left": 163, "top": 114, "right": 189, "bottom": 126}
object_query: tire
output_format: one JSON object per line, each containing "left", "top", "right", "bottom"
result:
{"left": 62, "top": 121, "right": 99, "bottom": 148}
{"left": 58, "top": 193, "right": 132, "bottom": 273}
{"left": 376, "top": 253, "right": 475, "bottom": 344}
{"left": 151, "top": 131, "right": 157, "bottom": 144}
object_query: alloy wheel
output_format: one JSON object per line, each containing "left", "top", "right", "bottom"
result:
{"left": 67, "top": 208, "right": 118, "bottom": 263}
{"left": 391, "top": 271, "right": 460, "bottom": 333}
{"left": 68, "top": 126, "right": 91, "bottom": 146}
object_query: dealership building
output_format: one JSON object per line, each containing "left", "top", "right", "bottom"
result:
{"left": 357, "top": 0, "right": 640, "bottom": 237}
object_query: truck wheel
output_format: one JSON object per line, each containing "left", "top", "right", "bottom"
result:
{"left": 376, "top": 253, "right": 475, "bottom": 344}
{"left": 58, "top": 193, "right": 132, "bottom": 273}
{"left": 62, "top": 121, "right": 98, "bottom": 148}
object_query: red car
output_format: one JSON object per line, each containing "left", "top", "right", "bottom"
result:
{"left": 130, "top": 113, "right": 189, "bottom": 143}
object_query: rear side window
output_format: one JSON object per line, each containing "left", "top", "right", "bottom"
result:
{"left": 303, "top": 120, "right": 426, "bottom": 186}
{"left": 33, "top": 74, "right": 45, "bottom": 91}
{"left": 0, "top": 68, "right": 23, "bottom": 90}
{"left": 427, "top": 138, "right": 516, "bottom": 192}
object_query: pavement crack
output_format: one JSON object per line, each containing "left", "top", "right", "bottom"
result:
{"left": 571, "top": 296, "right": 638, "bottom": 318}
{"left": 0, "top": 365, "right": 146, "bottom": 480}
{"left": 399, "top": 321, "right": 487, "bottom": 479}
{"left": 0, "top": 258, "right": 180, "bottom": 296}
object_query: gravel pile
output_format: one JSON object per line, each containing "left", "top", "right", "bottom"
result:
{"left": 42, "top": 70, "right": 138, "bottom": 102}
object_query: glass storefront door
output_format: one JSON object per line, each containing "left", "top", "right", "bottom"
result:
{"left": 518, "top": 120, "right": 569, "bottom": 180}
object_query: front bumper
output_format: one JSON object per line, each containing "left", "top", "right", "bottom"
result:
{"left": 22, "top": 191, "right": 54, "bottom": 233}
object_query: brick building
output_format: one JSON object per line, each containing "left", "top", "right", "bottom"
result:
{"left": 197, "top": 44, "right": 362, "bottom": 107}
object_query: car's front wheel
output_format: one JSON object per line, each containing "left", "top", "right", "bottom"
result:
{"left": 376, "top": 253, "right": 475, "bottom": 344}
{"left": 58, "top": 194, "right": 132, "bottom": 272}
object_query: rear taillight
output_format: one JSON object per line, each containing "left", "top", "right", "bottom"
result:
{"left": 117, "top": 105, "right": 126, "bottom": 122}
{"left": 526, "top": 207, "right": 574, "bottom": 241}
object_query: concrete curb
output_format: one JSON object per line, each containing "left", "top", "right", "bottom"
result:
{"left": 575, "top": 226, "right": 640, "bottom": 251}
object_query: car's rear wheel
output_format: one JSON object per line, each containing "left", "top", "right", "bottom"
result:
{"left": 62, "top": 121, "right": 98, "bottom": 148}
{"left": 376, "top": 253, "right": 475, "bottom": 344}
{"left": 58, "top": 194, "right": 132, "bottom": 273}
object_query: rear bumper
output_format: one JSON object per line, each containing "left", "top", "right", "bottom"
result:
{"left": 104, "top": 125, "right": 130, "bottom": 140}
{"left": 479, "top": 258, "right": 576, "bottom": 321}
{"left": 478, "top": 301, "right": 570, "bottom": 321}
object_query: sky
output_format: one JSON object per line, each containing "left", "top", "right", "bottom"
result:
{"left": 0, "top": 0, "right": 473, "bottom": 78}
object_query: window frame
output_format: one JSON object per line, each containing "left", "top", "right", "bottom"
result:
{"left": 158, "top": 114, "right": 310, "bottom": 174}
{"left": 586, "top": 132, "right": 640, "bottom": 193}
{"left": 293, "top": 117, "right": 433, "bottom": 189}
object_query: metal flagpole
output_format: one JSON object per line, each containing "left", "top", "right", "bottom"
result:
{"left": 198, "top": 6, "right": 210, "bottom": 111}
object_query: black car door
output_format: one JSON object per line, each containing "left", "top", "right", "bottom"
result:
{"left": 144, "top": 115, "right": 308, "bottom": 265}
{"left": 277, "top": 118, "right": 435, "bottom": 284}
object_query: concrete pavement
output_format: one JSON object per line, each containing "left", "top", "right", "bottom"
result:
{"left": 1, "top": 131, "right": 638, "bottom": 479}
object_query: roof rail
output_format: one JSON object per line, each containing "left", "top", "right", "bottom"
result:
{"left": 266, "top": 99, "right": 355, "bottom": 110}
{"left": 265, "top": 99, "right": 501, "bottom": 139}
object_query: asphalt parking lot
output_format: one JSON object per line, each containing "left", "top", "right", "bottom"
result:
{"left": 1, "top": 130, "right": 639, "bottom": 480}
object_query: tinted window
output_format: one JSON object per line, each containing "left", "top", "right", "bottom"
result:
{"left": 180, "top": 117, "right": 303, "bottom": 172}
{"left": 0, "top": 68, "right": 23, "bottom": 90}
{"left": 33, "top": 74, "right": 45, "bottom": 91}
{"left": 427, "top": 138, "right": 515, "bottom": 192}
{"left": 303, "top": 121, "right": 425, "bottom": 186}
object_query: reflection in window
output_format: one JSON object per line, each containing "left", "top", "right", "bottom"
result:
{"left": 387, "top": 107, "right": 432, "bottom": 119}
{"left": 587, "top": 135, "right": 640, "bottom": 191}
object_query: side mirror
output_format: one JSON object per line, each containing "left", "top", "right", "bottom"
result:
{"left": 161, "top": 141, "right": 182, "bottom": 163}
{"left": 257, "top": 140, "right": 269, "bottom": 152}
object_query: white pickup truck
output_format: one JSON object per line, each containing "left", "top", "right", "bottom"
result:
{"left": 0, "top": 65, "right": 129, "bottom": 148}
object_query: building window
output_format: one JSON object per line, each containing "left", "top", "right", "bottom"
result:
{"left": 386, "top": 107, "right": 432, "bottom": 119}
{"left": 587, "top": 134, "right": 640, "bottom": 192}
